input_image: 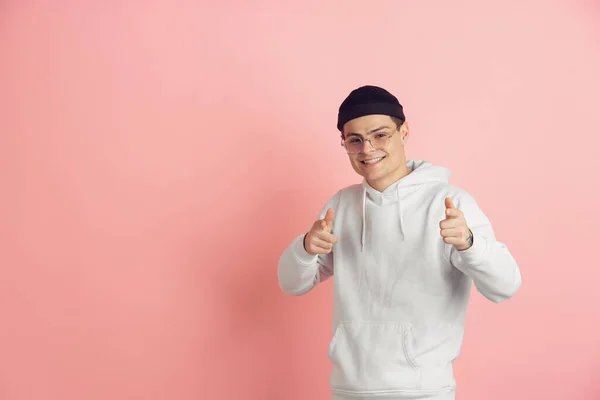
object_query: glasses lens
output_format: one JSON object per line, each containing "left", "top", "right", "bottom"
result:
{"left": 372, "top": 135, "right": 389, "bottom": 149}
{"left": 345, "top": 139, "right": 362, "bottom": 153}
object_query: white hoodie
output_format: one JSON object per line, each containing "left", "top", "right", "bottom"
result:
{"left": 277, "top": 160, "right": 522, "bottom": 400}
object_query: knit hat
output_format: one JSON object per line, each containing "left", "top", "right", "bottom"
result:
{"left": 337, "top": 85, "right": 406, "bottom": 131}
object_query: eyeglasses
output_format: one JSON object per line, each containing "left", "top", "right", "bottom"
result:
{"left": 341, "top": 130, "right": 397, "bottom": 154}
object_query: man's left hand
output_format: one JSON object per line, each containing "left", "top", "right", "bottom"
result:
{"left": 439, "top": 197, "right": 473, "bottom": 251}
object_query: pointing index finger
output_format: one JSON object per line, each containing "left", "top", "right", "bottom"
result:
{"left": 445, "top": 207, "right": 462, "bottom": 219}
{"left": 322, "top": 208, "right": 335, "bottom": 232}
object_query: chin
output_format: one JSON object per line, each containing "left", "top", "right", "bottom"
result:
{"left": 362, "top": 169, "right": 386, "bottom": 182}
{"left": 355, "top": 166, "right": 385, "bottom": 181}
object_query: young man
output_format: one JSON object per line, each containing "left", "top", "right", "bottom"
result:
{"left": 277, "top": 85, "right": 522, "bottom": 400}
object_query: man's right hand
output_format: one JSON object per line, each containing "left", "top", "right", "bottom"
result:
{"left": 303, "top": 208, "right": 338, "bottom": 256}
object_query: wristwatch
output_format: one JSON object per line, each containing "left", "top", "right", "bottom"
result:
{"left": 466, "top": 230, "right": 474, "bottom": 248}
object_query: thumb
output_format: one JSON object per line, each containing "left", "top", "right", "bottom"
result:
{"left": 445, "top": 197, "right": 455, "bottom": 210}
{"left": 323, "top": 208, "right": 335, "bottom": 229}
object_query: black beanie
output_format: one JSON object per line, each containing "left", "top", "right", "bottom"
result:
{"left": 337, "top": 85, "right": 405, "bottom": 131}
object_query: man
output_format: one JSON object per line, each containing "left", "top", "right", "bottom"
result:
{"left": 277, "top": 85, "right": 522, "bottom": 400}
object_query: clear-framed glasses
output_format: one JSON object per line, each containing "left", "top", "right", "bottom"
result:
{"left": 341, "top": 130, "right": 397, "bottom": 154}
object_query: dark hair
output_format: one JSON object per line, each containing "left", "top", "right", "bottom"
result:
{"left": 391, "top": 117, "right": 405, "bottom": 129}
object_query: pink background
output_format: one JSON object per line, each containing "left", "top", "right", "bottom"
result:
{"left": 2, "top": 1, "right": 600, "bottom": 399}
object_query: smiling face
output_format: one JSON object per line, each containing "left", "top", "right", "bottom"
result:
{"left": 342, "top": 114, "right": 410, "bottom": 191}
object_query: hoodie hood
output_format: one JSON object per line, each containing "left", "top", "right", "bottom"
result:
{"left": 359, "top": 160, "right": 451, "bottom": 251}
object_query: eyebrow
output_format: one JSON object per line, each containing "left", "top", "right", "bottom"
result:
{"left": 346, "top": 125, "right": 391, "bottom": 138}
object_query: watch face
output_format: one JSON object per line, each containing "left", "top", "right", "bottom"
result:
{"left": 467, "top": 234, "right": 473, "bottom": 246}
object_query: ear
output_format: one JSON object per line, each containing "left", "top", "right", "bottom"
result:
{"left": 400, "top": 121, "right": 409, "bottom": 144}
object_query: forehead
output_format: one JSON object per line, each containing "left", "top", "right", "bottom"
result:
{"left": 343, "top": 114, "right": 395, "bottom": 136}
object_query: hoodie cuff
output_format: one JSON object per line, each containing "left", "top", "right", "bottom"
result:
{"left": 456, "top": 233, "right": 488, "bottom": 266}
{"left": 292, "top": 234, "right": 319, "bottom": 265}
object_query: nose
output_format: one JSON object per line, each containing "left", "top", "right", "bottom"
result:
{"left": 362, "top": 139, "right": 377, "bottom": 153}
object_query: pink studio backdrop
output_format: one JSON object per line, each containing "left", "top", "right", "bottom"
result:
{"left": 1, "top": 1, "right": 600, "bottom": 399}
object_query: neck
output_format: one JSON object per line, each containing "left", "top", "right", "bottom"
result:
{"left": 367, "top": 163, "right": 411, "bottom": 192}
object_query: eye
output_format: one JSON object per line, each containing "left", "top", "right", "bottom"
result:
{"left": 375, "top": 133, "right": 388, "bottom": 138}
{"left": 349, "top": 138, "right": 361, "bottom": 144}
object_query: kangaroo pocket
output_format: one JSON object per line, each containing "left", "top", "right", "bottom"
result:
{"left": 328, "top": 322, "right": 421, "bottom": 393}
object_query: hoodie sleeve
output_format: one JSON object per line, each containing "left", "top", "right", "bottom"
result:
{"left": 447, "top": 190, "right": 522, "bottom": 303}
{"left": 277, "top": 193, "right": 339, "bottom": 296}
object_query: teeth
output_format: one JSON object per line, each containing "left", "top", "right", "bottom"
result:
{"left": 363, "top": 157, "right": 383, "bottom": 165}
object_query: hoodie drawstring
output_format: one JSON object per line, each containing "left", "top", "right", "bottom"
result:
{"left": 397, "top": 190, "right": 405, "bottom": 242}
{"left": 361, "top": 188, "right": 366, "bottom": 252}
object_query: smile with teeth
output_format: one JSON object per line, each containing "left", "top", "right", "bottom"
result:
{"left": 361, "top": 157, "right": 385, "bottom": 165}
